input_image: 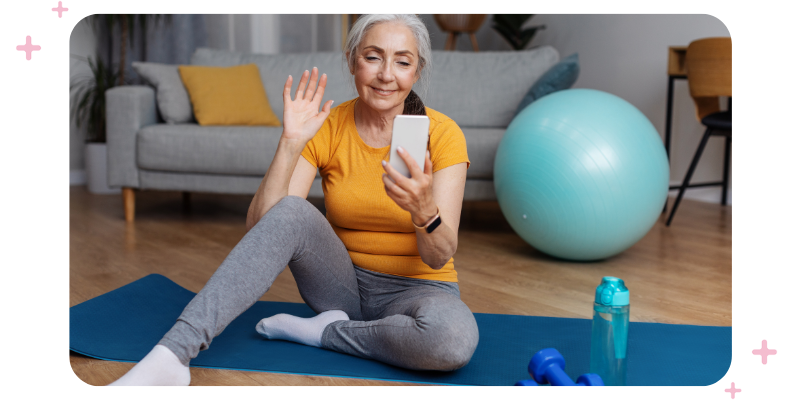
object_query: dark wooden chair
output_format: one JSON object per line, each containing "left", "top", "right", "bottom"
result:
{"left": 667, "top": 37, "right": 732, "bottom": 226}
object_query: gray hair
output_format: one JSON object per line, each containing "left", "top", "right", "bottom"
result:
{"left": 343, "top": 14, "right": 432, "bottom": 99}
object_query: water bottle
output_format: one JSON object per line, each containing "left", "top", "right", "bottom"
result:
{"left": 590, "top": 276, "right": 630, "bottom": 386}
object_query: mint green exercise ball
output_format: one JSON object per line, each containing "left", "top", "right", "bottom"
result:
{"left": 494, "top": 89, "right": 669, "bottom": 261}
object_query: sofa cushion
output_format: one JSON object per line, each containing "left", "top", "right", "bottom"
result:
{"left": 137, "top": 124, "right": 284, "bottom": 176}
{"left": 515, "top": 53, "right": 580, "bottom": 115}
{"left": 424, "top": 47, "right": 559, "bottom": 128}
{"left": 190, "top": 46, "right": 559, "bottom": 129}
{"left": 191, "top": 49, "right": 356, "bottom": 124}
{"left": 178, "top": 64, "right": 282, "bottom": 126}
{"left": 137, "top": 123, "right": 498, "bottom": 180}
{"left": 131, "top": 62, "right": 194, "bottom": 124}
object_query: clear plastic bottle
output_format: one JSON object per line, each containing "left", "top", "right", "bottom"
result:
{"left": 590, "top": 276, "right": 630, "bottom": 386}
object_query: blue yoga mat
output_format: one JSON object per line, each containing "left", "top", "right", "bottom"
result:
{"left": 70, "top": 274, "right": 730, "bottom": 386}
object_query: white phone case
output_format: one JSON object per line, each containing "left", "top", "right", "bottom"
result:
{"left": 389, "top": 115, "right": 430, "bottom": 178}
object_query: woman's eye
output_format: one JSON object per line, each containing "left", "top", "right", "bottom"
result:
{"left": 366, "top": 56, "right": 379, "bottom": 61}
{"left": 399, "top": 62, "right": 411, "bottom": 66}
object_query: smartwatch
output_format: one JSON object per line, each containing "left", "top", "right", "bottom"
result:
{"left": 413, "top": 208, "right": 441, "bottom": 233}
{"left": 424, "top": 214, "right": 442, "bottom": 233}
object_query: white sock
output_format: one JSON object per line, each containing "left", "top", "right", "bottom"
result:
{"left": 256, "top": 310, "right": 349, "bottom": 348}
{"left": 107, "top": 344, "right": 191, "bottom": 386}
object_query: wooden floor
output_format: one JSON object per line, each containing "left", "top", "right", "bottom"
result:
{"left": 70, "top": 186, "right": 731, "bottom": 386}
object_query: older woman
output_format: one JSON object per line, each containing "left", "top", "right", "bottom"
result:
{"left": 110, "top": 14, "right": 477, "bottom": 386}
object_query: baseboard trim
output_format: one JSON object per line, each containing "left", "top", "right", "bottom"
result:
{"left": 70, "top": 170, "right": 87, "bottom": 186}
{"left": 668, "top": 181, "right": 732, "bottom": 205}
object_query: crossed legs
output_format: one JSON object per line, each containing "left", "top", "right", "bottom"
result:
{"left": 109, "top": 196, "right": 478, "bottom": 385}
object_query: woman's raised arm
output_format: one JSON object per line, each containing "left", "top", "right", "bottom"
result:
{"left": 245, "top": 67, "right": 333, "bottom": 231}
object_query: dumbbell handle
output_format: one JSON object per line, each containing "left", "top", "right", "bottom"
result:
{"left": 541, "top": 363, "right": 577, "bottom": 386}
{"left": 528, "top": 348, "right": 604, "bottom": 386}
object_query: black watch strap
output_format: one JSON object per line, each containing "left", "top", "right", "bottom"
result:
{"left": 425, "top": 214, "right": 442, "bottom": 233}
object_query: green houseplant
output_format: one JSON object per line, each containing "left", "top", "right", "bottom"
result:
{"left": 491, "top": 14, "right": 546, "bottom": 51}
{"left": 70, "top": 55, "right": 122, "bottom": 144}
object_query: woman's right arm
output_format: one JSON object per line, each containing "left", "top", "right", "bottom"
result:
{"left": 245, "top": 67, "right": 334, "bottom": 232}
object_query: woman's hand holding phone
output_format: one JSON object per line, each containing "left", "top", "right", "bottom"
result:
{"left": 281, "top": 67, "right": 334, "bottom": 144}
{"left": 382, "top": 148, "right": 438, "bottom": 227}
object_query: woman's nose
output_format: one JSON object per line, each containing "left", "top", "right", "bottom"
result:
{"left": 377, "top": 61, "right": 395, "bottom": 82}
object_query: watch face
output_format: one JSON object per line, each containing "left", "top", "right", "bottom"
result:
{"left": 425, "top": 215, "right": 442, "bottom": 233}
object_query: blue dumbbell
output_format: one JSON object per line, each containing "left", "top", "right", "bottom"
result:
{"left": 514, "top": 379, "right": 539, "bottom": 386}
{"left": 528, "top": 348, "right": 604, "bottom": 386}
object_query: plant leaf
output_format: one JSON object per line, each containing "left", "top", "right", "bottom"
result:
{"left": 491, "top": 24, "right": 518, "bottom": 49}
{"left": 492, "top": 14, "right": 537, "bottom": 50}
{"left": 519, "top": 27, "right": 543, "bottom": 49}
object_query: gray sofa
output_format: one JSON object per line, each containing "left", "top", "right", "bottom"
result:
{"left": 107, "top": 46, "right": 560, "bottom": 221}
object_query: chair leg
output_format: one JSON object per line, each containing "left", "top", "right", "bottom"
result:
{"left": 666, "top": 128, "right": 713, "bottom": 226}
{"left": 721, "top": 134, "right": 731, "bottom": 205}
{"left": 469, "top": 33, "right": 480, "bottom": 52}
{"left": 123, "top": 187, "right": 136, "bottom": 222}
{"left": 445, "top": 33, "right": 456, "bottom": 50}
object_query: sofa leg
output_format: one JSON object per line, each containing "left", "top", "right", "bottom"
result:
{"left": 123, "top": 187, "right": 136, "bottom": 222}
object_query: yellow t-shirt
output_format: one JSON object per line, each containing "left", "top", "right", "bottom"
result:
{"left": 301, "top": 98, "right": 470, "bottom": 282}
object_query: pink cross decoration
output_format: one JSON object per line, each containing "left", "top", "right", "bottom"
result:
{"left": 52, "top": 2, "right": 68, "bottom": 18}
{"left": 16, "top": 36, "right": 41, "bottom": 60}
{"left": 725, "top": 382, "right": 741, "bottom": 399}
{"left": 752, "top": 339, "right": 777, "bottom": 364}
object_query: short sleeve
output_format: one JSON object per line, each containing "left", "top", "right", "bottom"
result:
{"left": 429, "top": 117, "right": 470, "bottom": 173}
{"left": 300, "top": 116, "right": 333, "bottom": 169}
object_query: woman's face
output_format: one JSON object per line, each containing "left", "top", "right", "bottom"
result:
{"left": 350, "top": 22, "right": 420, "bottom": 115}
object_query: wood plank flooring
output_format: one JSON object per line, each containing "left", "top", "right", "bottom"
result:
{"left": 69, "top": 187, "right": 731, "bottom": 385}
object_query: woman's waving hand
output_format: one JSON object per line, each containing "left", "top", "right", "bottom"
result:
{"left": 282, "top": 67, "right": 335, "bottom": 144}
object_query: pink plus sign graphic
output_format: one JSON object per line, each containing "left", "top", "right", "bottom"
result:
{"left": 16, "top": 36, "right": 41, "bottom": 60}
{"left": 725, "top": 382, "right": 741, "bottom": 399}
{"left": 52, "top": 2, "right": 68, "bottom": 18}
{"left": 753, "top": 339, "right": 777, "bottom": 364}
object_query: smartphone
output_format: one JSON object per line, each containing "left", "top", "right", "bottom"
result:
{"left": 389, "top": 115, "right": 430, "bottom": 178}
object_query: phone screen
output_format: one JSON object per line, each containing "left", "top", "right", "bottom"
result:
{"left": 389, "top": 115, "right": 430, "bottom": 178}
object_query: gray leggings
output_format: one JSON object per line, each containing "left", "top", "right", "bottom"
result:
{"left": 159, "top": 195, "right": 479, "bottom": 371}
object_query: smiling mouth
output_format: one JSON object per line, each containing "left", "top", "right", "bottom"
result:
{"left": 371, "top": 87, "right": 395, "bottom": 95}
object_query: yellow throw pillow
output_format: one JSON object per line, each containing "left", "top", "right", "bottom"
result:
{"left": 178, "top": 64, "right": 281, "bottom": 126}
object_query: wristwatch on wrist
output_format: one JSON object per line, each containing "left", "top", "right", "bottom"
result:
{"left": 413, "top": 208, "right": 442, "bottom": 234}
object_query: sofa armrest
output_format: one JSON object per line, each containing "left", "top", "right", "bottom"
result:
{"left": 106, "top": 85, "right": 157, "bottom": 188}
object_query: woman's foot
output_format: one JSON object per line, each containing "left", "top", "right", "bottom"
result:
{"left": 256, "top": 310, "right": 349, "bottom": 347}
{"left": 107, "top": 345, "right": 191, "bottom": 386}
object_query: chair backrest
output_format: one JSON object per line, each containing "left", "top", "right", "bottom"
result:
{"left": 433, "top": 14, "right": 487, "bottom": 33}
{"left": 686, "top": 37, "right": 732, "bottom": 120}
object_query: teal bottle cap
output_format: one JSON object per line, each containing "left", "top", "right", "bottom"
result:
{"left": 595, "top": 276, "right": 629, "bottom": 306}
